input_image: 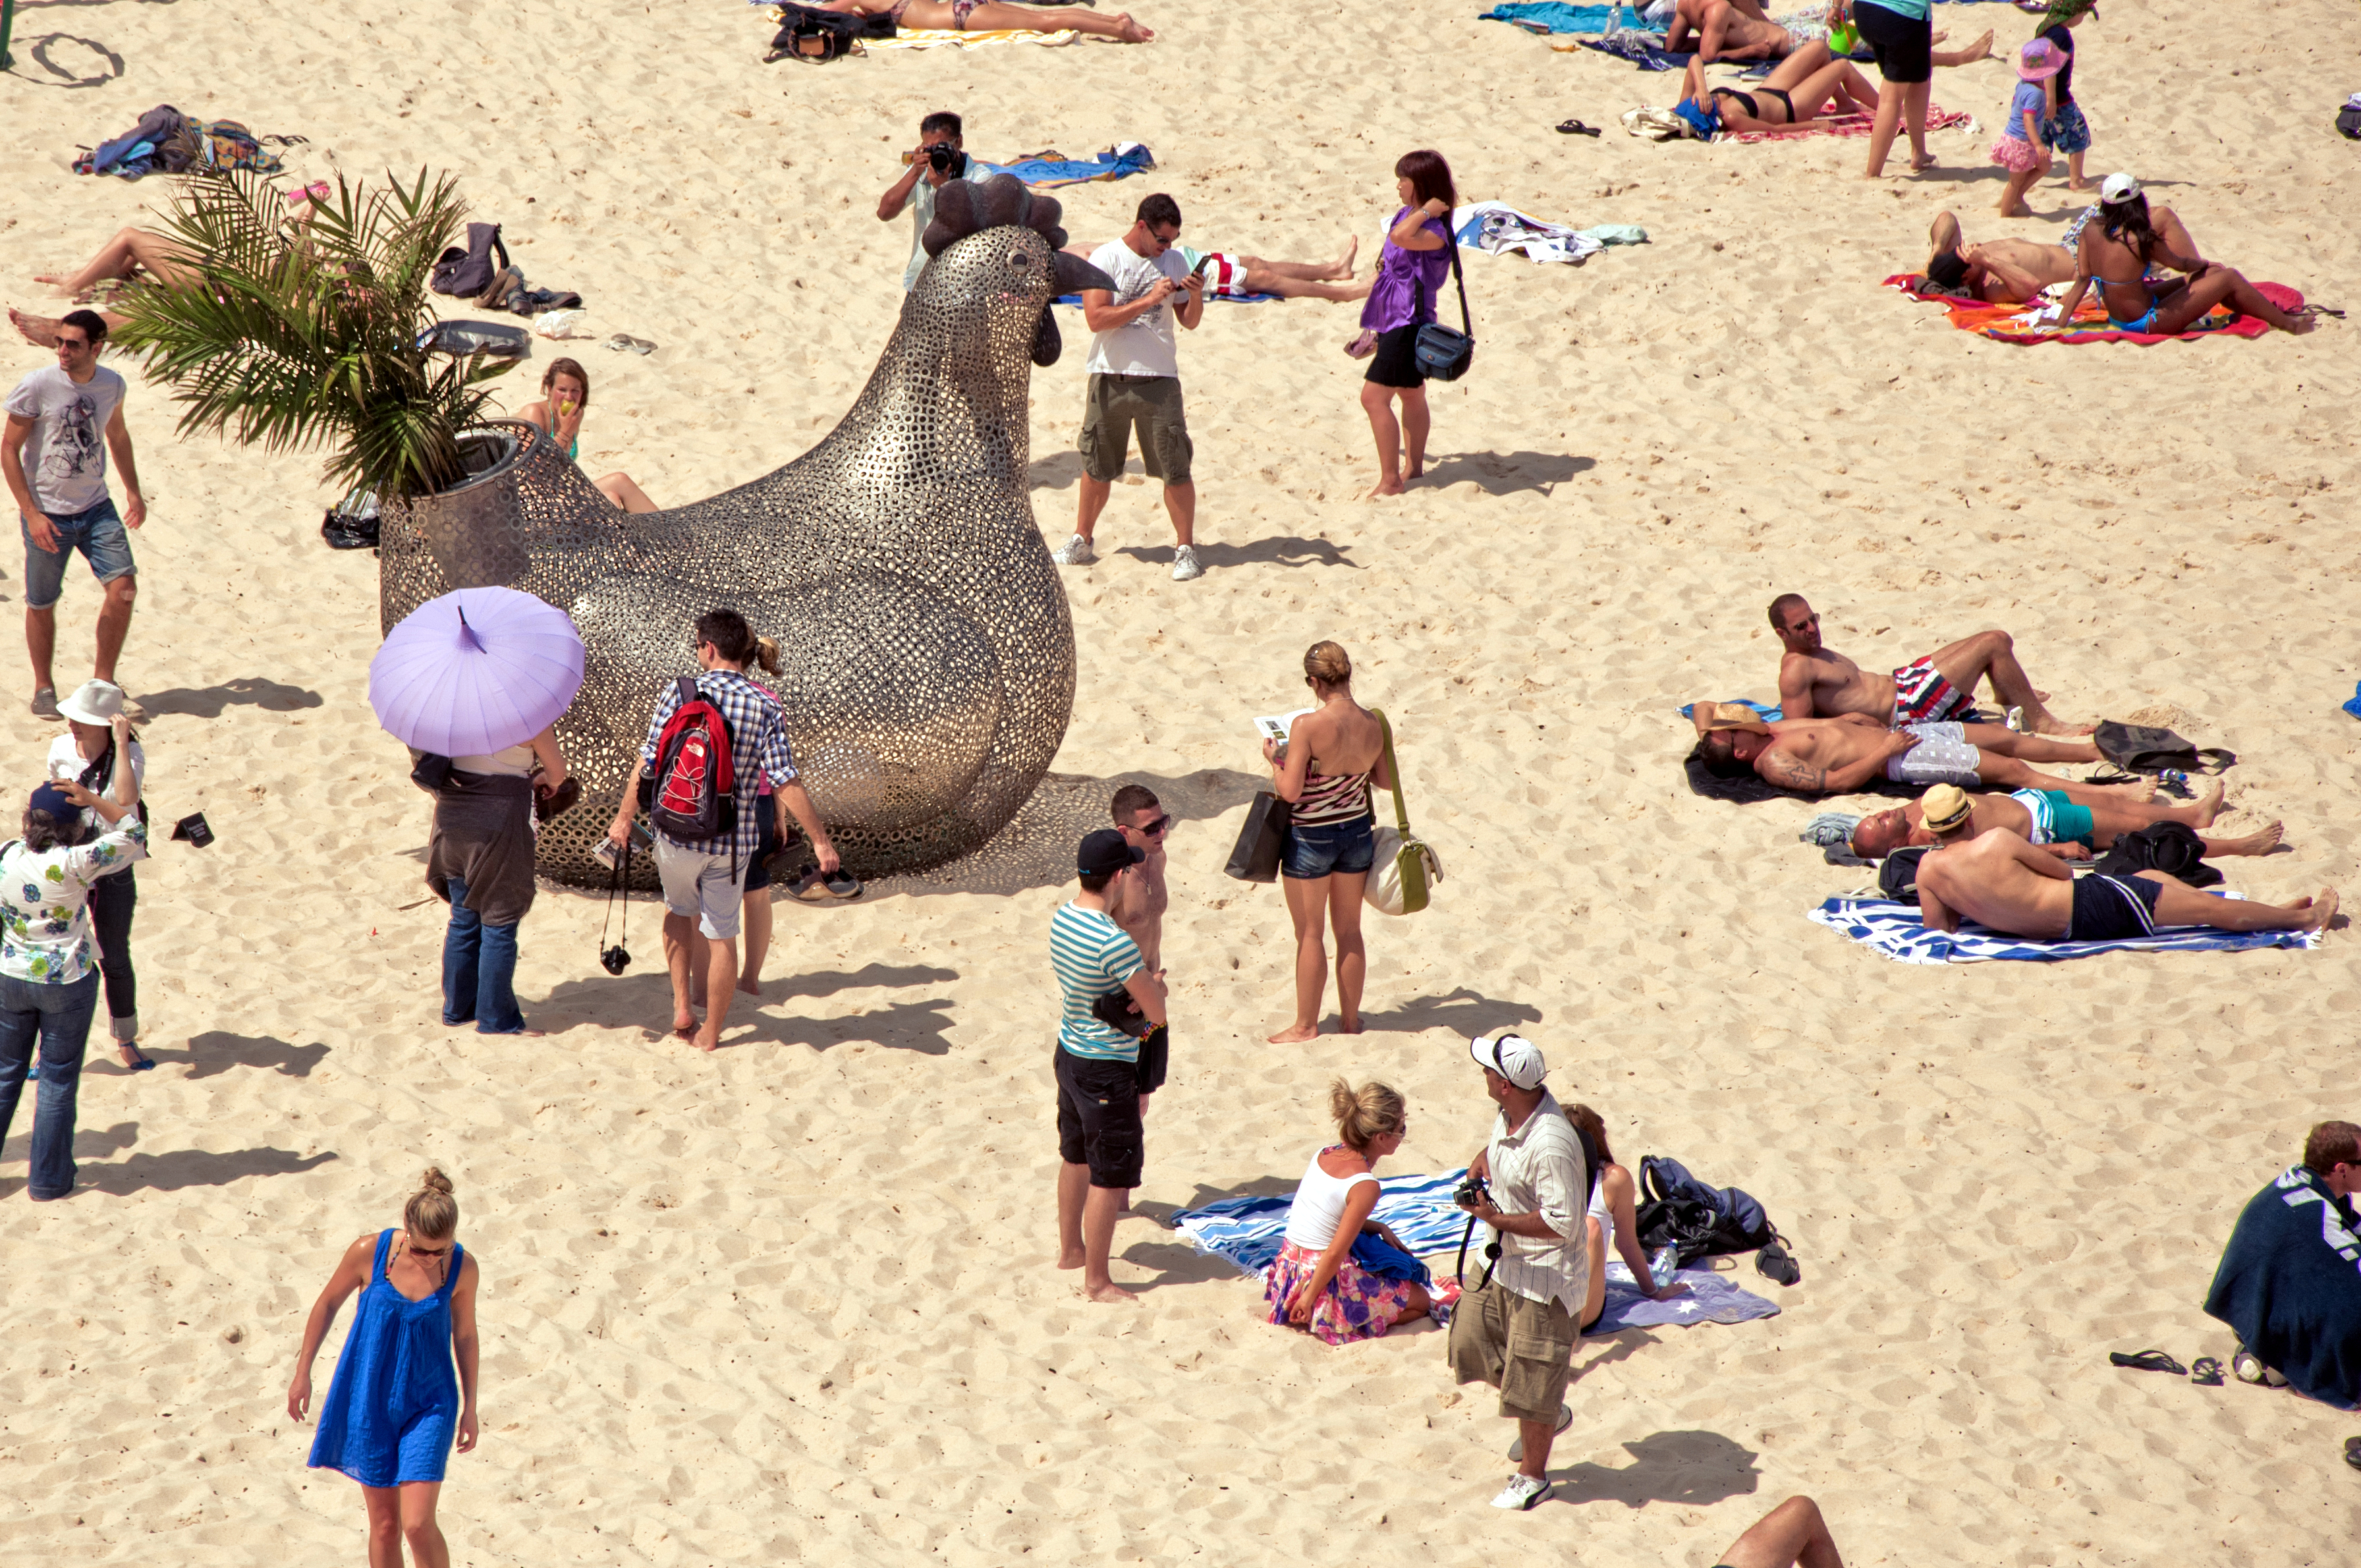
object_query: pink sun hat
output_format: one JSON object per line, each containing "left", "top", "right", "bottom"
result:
{"left": 2017, "top": 38, "right": 2067, "bottom": 80}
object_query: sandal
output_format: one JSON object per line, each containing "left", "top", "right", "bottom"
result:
{"left": 2107, "top": 1349, "right": 2188, "bottom": 1376}
{"left": 2345, "top": 1436, "right": 2361, "bottom": 1472}
{"left": 1343, "top": 329, "right": 1377, "bottom": 360}
{"left": 2189, "top": 1357, "right": 2225, "bottom": 1386}
{"left": 117, "top": 1042, "right": 155, "bottom": 1072}
{"left": 1756, "top": 1235, "right": 1801, "bottom": 1287}
{"left": 1555, "top": 118, "right": 1603, "bottom": 136}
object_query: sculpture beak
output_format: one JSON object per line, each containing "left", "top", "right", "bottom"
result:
{"left": 1053, "top": 251, "right": 1115, "bottom": 296}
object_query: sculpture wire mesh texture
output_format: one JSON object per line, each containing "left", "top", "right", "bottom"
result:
{"left": 379, "top": 176, "right": 1113, "bottom": 889}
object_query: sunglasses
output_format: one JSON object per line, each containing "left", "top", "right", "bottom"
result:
{"left": 1130, "top": 814, "right": 1172, "bottom": 837}
{"left": 56, "top": 337, "right": 92, "bottom": 352}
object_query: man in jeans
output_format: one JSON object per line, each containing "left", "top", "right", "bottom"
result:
{"left": 607, "top": 609, "right": 840, "bottom": 1052}
{"left": 3, "top": 309, "right": 146, "bottom": 719}
{"left": 877, "top": 110, "right": 995, "bottom": 293}
{"left": 1448, "top": 1031, "right": 1592, "bottom": 1511}
{"left": 1052, "top": 829, "right": 1168, "bottom": 1303}
{"left": 1051, "top": 193, "right": 1208, "bottom": 583}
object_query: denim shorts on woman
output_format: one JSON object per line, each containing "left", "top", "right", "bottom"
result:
{"left": 1283, "top": 816, "right": 1375, "bottom": 880}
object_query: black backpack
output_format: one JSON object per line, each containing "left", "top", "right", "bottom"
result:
{"left": 2092, "top": 721, "right": 2232, "bottom": 775}
{"left": 431, "top": 222, "right": 511, "bottom": 298}
{"left": 2339, "top": 101, "right": 2361, "bottom": 140}
{"left": 766, "top": 4, "right": 893, "bottom": 61}
{"left": 1634, "top": 1155, "right": 1775, "bottom": 1268}
{"left": 1877, "top": 845, "right": 1932, "bottom": 902}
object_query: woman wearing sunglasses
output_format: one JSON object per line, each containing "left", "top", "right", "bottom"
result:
{"left": 289, "top": 1167, "right": 482, "bottom": 1567}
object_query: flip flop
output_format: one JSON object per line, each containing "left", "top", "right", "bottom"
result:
{"left": 1555, "top": 119, "right": 1603, "bottom": 136}
{"left": 2344, "top": 1436, "right": 2361, "bottom": 1472}
{"left": 2108, "top": 1349, "right": 2188, "bottom": 1376}
{"left": 118, "top": 1044, "right": 155, "bottom": 1072}
{"left": 787, "top": 868, "right": 866, "bottom": 902}
{"left": 2189, "top": 1357, "right": 2225, "bottom": 1386}
{"left": 1756, "top": 1237, "right": 1801, "bottom": 1286}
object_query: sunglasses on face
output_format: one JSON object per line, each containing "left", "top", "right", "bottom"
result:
{"left": 57, "top": 337, "right": 92, "bottom": 352}
{"left": 1130, "top": 814, "right": 1172, "bottom": 837}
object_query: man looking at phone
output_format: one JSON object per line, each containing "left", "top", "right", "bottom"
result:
{"left": 1051, "top": 193, "right": 1208, "bottom": 583}
{"left": 877, "top": 110, "right": 993, "bottom": 293}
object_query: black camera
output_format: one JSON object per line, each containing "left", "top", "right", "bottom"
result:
{"left": 599, "top": 945, "right": 630, "bottom": 976}
{"left": 1454, "top": 1173, "right": 1491, "bottom": 1209}
{"left": 926, "top": 142, "right": 967, "bottom": 176}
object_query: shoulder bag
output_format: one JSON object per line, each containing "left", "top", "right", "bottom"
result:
{"left": 1412, "top": 221, "right": 1475, "bottom": 383}
{"left": 1363, "top": 708, "right": 1442, "bottom": 915}
{"left": 1223, "top": 790, "right": 1292, "bottom": 883}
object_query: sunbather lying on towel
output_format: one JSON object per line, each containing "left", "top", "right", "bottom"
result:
{"left": 1665, "top": 0, "right": 1987, "bottom": 67}
{"left": 1062, "top": 235, "right": 1370, "bottom": 302}
{"left": 1675, "top": 40, "right": 1879, "bottom": 133}
{"left": 819, "top": 0, "right": 1155, "bottom": 40}
{"left": 1691, "top": 702, "right": 2107, "bottom": 797}
{"left": 1922, "top": 206, "right": 2206, "bottom": 306}
{"left": 14, "top": 182, "right": 327, "bottom": 347}
{"left": 1769, "top": 592, "right": 2089, "bottom": 735}
{"left": 1913, "top": 827, "right": 2335, "bottom": 942}
{"left": 2052, "top": 173, "right": 2314, "bottom": 336}
{"left": 1849, "top": 779, "right": 2283, "bottom": 861}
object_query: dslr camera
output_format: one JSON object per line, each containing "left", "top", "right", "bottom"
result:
{"left": 1453, "top": 1172, "right": 1491, "bottom": 1210}
{"left": 926, "top": 142, "right": 968, "bottom": 177}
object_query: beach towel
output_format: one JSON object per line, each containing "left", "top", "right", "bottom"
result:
{"left": 1481, "top": 1, "right": 1624, "bottom": 33}
{"left": 1808, "top": 893, "right": 2321, "bottom": 965}
{"left": 976, "top": 142, "right": 1155, "bottom": 190}
{"left": 1885, "top": 273, "right": 2304, "bottom": 345}
{"left": 2202, "top": 1165, "right": 2361, "bottom": 1411}
{"left": 1591, "top": 1260, "right": 1781, "bottom": 1331}
{"left": 866, "top": 25, "right": 1080, "bottom": 48}
{"left": 1726, "top": 105, "right": 1970, "bottom": 143}
{"left": 2343, "top": 682, "right": 2361, "bottom": 721}
{"left": 1449, "top": 202, "right": 1605, "bottom": 265}
{"left": 1172, "top": 1169, "right": 1475, "bottom": 1277}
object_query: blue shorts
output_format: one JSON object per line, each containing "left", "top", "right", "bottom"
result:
{"left": 1283, "top": 816, "right": 1375, "bottom": 880}
{"left": 2042, "top": 103, "right": 2092, "bottom": 155}
{"left": 22, "top": 497, "right": 135, "bottom": 610}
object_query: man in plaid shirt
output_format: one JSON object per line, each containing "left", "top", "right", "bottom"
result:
{"left": 607, "top": 608, "right": 839, "bottom": 1051}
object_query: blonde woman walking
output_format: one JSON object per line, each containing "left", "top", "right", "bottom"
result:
{"left": 1263, "top": 640, "right": 1391, "bottom": 1042}
{"left": 289, "top": 1169, "right": 482, "bottom": 1567}
{"left": 1265, "top": 1078, "right": 1440, "bottom": 1343}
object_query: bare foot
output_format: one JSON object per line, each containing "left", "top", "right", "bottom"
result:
{"left": 1364, "top": 479, "right": 1406, "bottom": 501}
{"left": 736, "top": 975, "right": 764, "bottom": 997}
{"left": 1086, "top": 1280, "right": 1139, "bottom": 1304}
{"left": 2029, "top": 714, "right": 2096, "bottom": 737}
{"left": 669, "top": 1012, "right": 698, "bottom": 1044}
{"left": 1057, "top": 1248, "right": 1086, "bottom": 1270}
{"left": 1956, "top": 28, "right": 1993, "bottom": 61}
{"left": 1267, "top": 1022, "right": 1319, "bottom": 1044}
{"left": 2288, "top": 312, "right": 2318, "bottom": 336}
{"left": 1337, "top": 1018, "right": 1364, "bottom": 1036}
{"left": 2068, "top": 179, "right": 2094, "bottom": 192}
{"left": 117, "top": 1042, "right": 152, "bottom": 1069}
{"left": 1115, "top": 13, "right": 1153, "bottom": 40}
{"left": 1332, "top": 234, "right": 1360, "bottom": 281}
{"left": 2208, "top": 820, "right": 2283, "bottom": 857}
{"left": 2304, "top": 887, "right": 2339, "bottom": 931}
{"left": 692, "top": 1028, "right": 722, "bottom": 1053}
{"left": 2188, "top": 778, "right": 2226, "bottom": 828}
{"left": 10, "top": 307, "right": 63, "bottom": 347}
{"left": 2109, "top": 777, "right": 2157, "bottom": 803}
{"left": 1912, "top": 152, "right": 1939, "bottom": 172}
{"left": 1997, "top": 198, "right": 2028, "bottom": 218}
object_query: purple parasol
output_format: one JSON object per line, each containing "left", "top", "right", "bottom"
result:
{"left": 369, "top": 586, "right": 585, "bottom": 757}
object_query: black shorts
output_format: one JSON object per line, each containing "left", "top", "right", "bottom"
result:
{"left": 2068, "top": 874, "right": 2161, "bottom": 941}
{"left": 1365, "top": 323, "right": 1428, "bottom": 389}
{"left": 1854, "top": 0, "right": 1932, "bottom": 83}
{"left": 1055, "top": 1047, "right": 1144, "bottom": 1189}
{"left": 742, "top": 800, "right": 782, "bottom": 892}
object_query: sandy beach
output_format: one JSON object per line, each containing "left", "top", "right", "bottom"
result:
{"left": 1, "top": 0, "right": 2358, "bottom": 1560}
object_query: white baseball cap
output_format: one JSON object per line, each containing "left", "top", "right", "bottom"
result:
{"left": 1469, "top": 1032, "right": 1547, "bottom": 1090}
{"left": 2099, "top": 171, "right": 2140, "bottom": 203}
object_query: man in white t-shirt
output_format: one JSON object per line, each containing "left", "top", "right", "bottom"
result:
{"left": 876, "top": 110, "right": 997, "bottom": 294}
{"left": 3, "top": 310, "right": 145, "bottom": 721}
{"left": 1050, "top": 193, "right": 1208, "bottom": 583}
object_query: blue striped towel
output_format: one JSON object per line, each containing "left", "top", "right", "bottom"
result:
{"left": 1172, "top": 1169, "right": 1474, "bottom": 1277}
{"left": 1809, "top": 895, "right": 2322, "bottom": 965}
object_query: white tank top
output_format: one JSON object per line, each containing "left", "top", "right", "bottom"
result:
{"left": 1282, "top": 1148, "right": 1379, "bottom": 1250}
{"left": 1588, "top": 1178, "right": 1615, "bottom": 1260}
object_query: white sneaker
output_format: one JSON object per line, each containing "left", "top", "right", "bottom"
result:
{"left": 1171, "top": 544, "right": 1204, "bottom": 582}
{"left": 1050, "top": 533, "right": 1096, "bottom": 567}
{"left": 1489, "top": 1474, "right": 1551, "bottom": 1511}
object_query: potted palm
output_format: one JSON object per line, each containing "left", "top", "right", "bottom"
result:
{"left": 113, "top": 166, "right": 532, "bottom": 615}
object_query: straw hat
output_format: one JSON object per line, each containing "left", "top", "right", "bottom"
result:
{"left": 1921, "top": 784, "right": 1975, "bottom": 835}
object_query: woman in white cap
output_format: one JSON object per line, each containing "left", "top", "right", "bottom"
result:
{"left": 2055, "top": 173, "right": 2316, "bottom": 335}
{"left": 45, "top": 679, "right": 149, "bottom": 1069}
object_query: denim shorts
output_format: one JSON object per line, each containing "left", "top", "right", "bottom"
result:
{"left": 1283, "top": 816, "right": 1375, "bottom": 880}
{"left": 22, "top": 497, "right": 135, "bottom": 610}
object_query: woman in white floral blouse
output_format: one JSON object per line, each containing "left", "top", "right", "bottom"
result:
{"left": 0, "top": 710, "right": 145, "bottom": 1201}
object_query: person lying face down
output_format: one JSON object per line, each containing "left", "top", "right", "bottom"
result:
{"left": 1691, "top": 702, "right": 2107, "bottom": 797}
{"left": 1850, "top": 780, "right": 2283, "bottom": 862}
{"left": 1675, "top": 40, "right": 1879, "bottom": 134}
{"left": 1912, "top": 826, "right": 2335, "bottom": 943}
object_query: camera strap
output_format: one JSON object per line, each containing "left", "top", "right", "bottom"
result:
{"left": 599, "top": 840, "right": 632, "bottom": 951}
{"left": 1454, "top": 1213, "right": 1503, "bottom": 1291}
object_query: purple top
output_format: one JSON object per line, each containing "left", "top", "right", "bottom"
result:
{"left": 1358, "top": 207, "right": 1454, "bottom": 334}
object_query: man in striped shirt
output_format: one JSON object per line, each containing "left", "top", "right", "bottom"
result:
{"left": 1052, "top": 829, "right": 1168, "bottom": 1304}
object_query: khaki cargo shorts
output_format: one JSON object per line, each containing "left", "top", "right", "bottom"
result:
{"left": 1080, "top": 373, "right": 1192, "bottom": 485}
{"left": 1447, "top": 1277, "right": 1575, "bottom": 1422}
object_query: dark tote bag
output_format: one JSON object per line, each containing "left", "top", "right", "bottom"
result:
{"left": 1223, "top": 791, "right": 1292, "bottom": 882}
{"left": 1413, "top": 225, "right": 1475, "bottom": 382}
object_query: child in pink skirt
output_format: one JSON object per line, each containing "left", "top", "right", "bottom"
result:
{"left": 1993, "top": 38, "right": 2064, "bottom": 216}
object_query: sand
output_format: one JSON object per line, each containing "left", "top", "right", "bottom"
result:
{"left": 2, "top": 0, "right": 2358, "bottom": 1561}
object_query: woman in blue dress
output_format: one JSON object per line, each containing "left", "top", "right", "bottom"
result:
{"left": 287, "top": 1168, "right": 482, "bottom": 1567}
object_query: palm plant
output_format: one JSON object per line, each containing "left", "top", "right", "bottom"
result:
{"left": 114, "top": 165, "right": 519, "bottom": 501}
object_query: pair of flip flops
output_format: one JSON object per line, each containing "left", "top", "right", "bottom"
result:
{"left": 2109, "top": 1349, "right": 2225, "bottom": 1386}
{"left": 786, "top": 868, "right": 865, "bottom": 903}
{"left": 1555, "top": 119, "right": 1603, "bottom": 136}
{"left": 603, "top": 333, "right": 657, "bottom": 355}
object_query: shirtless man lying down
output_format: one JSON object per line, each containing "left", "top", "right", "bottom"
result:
{"left": 1690, "top": 703, "right": 2110, "bottom": 797}
{"left": 1921, "top": 206, "right": 2206, "bottom": 306}
{"left": 1848, "top": 779, "right": 2283, "bottom": 862}
{"left": 1914, "top": 828, "right": 2335, "bottom": 943}
{"left": 1769, "top": 593, "right": 2090, "bottom": 736}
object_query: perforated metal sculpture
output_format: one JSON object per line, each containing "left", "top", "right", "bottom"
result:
{"left": 378, "top": 176, "right": 1114, "bottom": 885}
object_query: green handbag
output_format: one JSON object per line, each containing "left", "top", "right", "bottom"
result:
{"left": 1364, "top": 708, "right": 1441, "bottom": 916}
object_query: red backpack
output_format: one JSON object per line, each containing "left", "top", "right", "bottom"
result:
{"left": 645, "top": 677, "right": 738, "bottom": 845}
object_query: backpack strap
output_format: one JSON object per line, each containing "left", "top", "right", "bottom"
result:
{"left": 1369, "top": 707, "right": 1412, "bottom": 835}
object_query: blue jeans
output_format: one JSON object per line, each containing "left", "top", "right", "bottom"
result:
{"left": 441, "top": 876, "right": 526, "bottom": 1034}
{"left": 22, "top": 495, "right": 136, "bottom": 611}
{"left": 0, "top": 970, "right": 102, "bottom": 1200}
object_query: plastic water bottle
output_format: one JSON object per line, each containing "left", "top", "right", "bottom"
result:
{"left": 1650, "top": 1244, "right": 1681, "bottom": 1285}
{"left": 1606, "top": 0, "right": 1626, "bottom": 38}
{"left": 2159, "top": 768, "right": 2192, "bottom": 798}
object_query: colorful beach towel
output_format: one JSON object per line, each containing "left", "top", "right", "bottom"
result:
{"left": 1885, "top": 273, "right": 2304, "bottom": 345}
{"left": 1173, "top": 1169, "right": 1473, "bottom": 1277}
{"left": 976, "top": 142, "right": 1155, "bottom": 189}
{"left": 1592, "top": 1260, "right": 1782, "bottom": 1332}
{"left": 1808, "top": 893, "right": 2321, "bottom": 964}
{"left": 1727, "top": 105, "right": 1970, "bottom": 143}
{"left": 852, "top": 24, "right": 1080, "bottom": 47}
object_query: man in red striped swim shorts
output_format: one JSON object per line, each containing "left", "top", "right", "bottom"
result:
{"left": 1767, "top": 593, "right": 2092, "bottom": 737}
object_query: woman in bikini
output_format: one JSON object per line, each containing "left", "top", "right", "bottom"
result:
{"left": 820, "top": 0, "right": 1154, "bottom": 40}
{"left": 2052, "top": 173, "right": 2314, "bottom": 336}
{"left": 1262, "top": 640, "right": 1393, "bottom": 1044}
{"left": 515, "top": 358, "right": 659, "bottom": 514}
{"left": 1676, "top": 39, "right": 1881, "bottom": 135}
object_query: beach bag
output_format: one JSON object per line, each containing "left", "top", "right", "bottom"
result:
{"left": 416, "top": 318, "right": 531, "bottom": 361}
{"left": 765, "top": 5, "right": 890, "bottom": 62}
{"left": 433, "top": 223, "right": 513, "bottom": 298}
{"left": 1364, "top": 708, "right": 1441, "bottom": 915}
{"left": 2092, "top": 721, "right": 2232, "bottom": 775}
{"left": 1634, "top": 1156, "right": 1775, "bottom": 1268}
{"left": 321, "top": 486, "right": 380, "bottom": 551}
{"left": 2093, "top": 820, "right": 2221, "bottom": 889}
{"left": 645, "top": 677, "right": 738, "bottom": 844}
{"left": 1412, "top": 231, "right": 1476, "bottom": 383}
{"left": 1223, "top": 791, "right": 1292, "bottom": 883}
{"left": 1877, "top": 845, "right": 1931, "bottom": 901}
{"left": 2339, "top": 100, "right": 2361, "bottom": 140}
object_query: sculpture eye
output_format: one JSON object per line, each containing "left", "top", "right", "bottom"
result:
{"left": 1008, "top": 249, "right": 1033, "bottom": 270}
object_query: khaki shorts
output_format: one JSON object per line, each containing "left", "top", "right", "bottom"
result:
{"left": 1080, "top": 373, "right": 1192, "bottom": 485}
{"left": 1447, "top": 1278, "right": 1575, "bottom": 1421}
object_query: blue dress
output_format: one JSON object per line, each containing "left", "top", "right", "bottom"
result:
{"left": 307, "top": 1230, "right": 464, "bottom": 1487}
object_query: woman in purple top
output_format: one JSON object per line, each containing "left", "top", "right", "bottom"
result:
{"left": 1350, "top": 150, "right": 1457, "bottom": 498}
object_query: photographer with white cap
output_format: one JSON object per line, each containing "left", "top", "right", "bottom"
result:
{"left": 44, "top": 677, "right": 148, "bottom": 1069}
{"left": 1447, "top": 1031, "right": 1594, "bottom": 1511}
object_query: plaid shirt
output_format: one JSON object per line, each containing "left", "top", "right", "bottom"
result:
{"left": 636, "top": 669, "right": 798, "bottom": 862}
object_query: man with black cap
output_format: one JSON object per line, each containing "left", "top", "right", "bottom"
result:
{"left": 1448, "top": 1030, "right": 1591, "bottom": 1511}
{"left": 1051, "top": 827, "right": 1169, "bottom": 1304}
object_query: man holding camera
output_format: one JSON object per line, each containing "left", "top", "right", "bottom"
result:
{"left": 877, "top": 111, "right": 995, "bottom": 293}
{"left": 1051, "top": 829, "right": 1169, "bottom": 1304}
{"left": 1448, "top": 1032, "right": 1591, "bottom": 1511}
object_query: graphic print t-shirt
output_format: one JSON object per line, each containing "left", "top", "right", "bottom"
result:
{"left": 6, "top": 366, "right": 125, "bottom": 517}
{"left": 1082, "top": 240, "right": 1188, "bottom": 380}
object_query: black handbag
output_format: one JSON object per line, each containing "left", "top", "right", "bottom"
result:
{"left": 1413, "top": 223, "right": 1475, "bottom": 383}
{"left": 1223, "top": 791, "right": 1292, "bottom": 882}
{"left": 410, "top": 751, "right": 455, "bottom": 793}
{"left": 2092, "top": 720, "right": 2233, "bottom": 775}
{"left": 767, "top": 3, "right": 891, "bottom": 61}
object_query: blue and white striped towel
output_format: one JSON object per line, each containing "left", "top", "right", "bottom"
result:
{"left": 1809, "top": 895, "right": 2322, "bottom": 965}
{"left": 1171, "top": 1170, "right": 1474, "bottom": 1278}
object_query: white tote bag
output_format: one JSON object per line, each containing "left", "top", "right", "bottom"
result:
{"left": 1363, "top": 708, "right": 1442, "bottom": 916}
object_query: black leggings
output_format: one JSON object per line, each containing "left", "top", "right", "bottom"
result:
{"left": 88, "top": 867, "right": 137, "bottom": 1038}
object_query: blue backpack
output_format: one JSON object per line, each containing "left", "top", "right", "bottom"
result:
{"left": 1634, "top": 1155, "right": 1775, "bottom": 1267}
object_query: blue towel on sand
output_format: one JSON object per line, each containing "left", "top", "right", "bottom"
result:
{"left": 1679, "top": 698, "right": 1783, "bottom": 722}
{"left": 976, "top": 143, "right": 1154, "bottom": 190}
{"left": 1592, "top": 1261, "right": 1781, "bottom": 1331}
{"left": 2204, "top": 1166, "right": 2361, "bottom": 1411}
{"left": 1480, "top": 1, "right": 1621, "bottom": 32}
{"left": 1808, "top": 894, "right": 2321, "bottom": 965}
{"left": 1173, "top": 1170, "right": 1473, "bottom": 1277}
{"left": 2343, "top": 682, "right": 2361, "bottom": 721}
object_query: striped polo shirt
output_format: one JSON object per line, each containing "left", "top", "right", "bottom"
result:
{"left": 1051, "top": 901, "right": 1144, "bottom": 1062}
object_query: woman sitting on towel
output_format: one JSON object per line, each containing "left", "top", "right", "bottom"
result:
{"left": 817, "top": 0, "right": 1155, "bottom": 41}
{"left": 1565, "top": 1104, "right": 1687, "bottom": 1329}
{"left": 1675, "top": 39, "right": 1882, "bottom": 135}
{"left": 1265, "top": 1078, "right": 1442, "bottom": 1345}
{"left": 516, "top": 358, "right": 659, "bottom": 514}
